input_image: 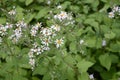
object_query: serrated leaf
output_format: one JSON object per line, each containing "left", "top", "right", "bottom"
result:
{"left": 77, "top": 59, "right": 94, "bottom": 73}
{"left": 99, "top": 54, "right": 111, "bottom": 70}
{"left": 25, "top": 0, "right": 33, "bottom": 6}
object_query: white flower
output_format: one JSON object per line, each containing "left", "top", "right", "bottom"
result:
{"left": 80, "top": 40, "right": 84, "bottom": 44}
{"left": 30, "top": 29, "right": 37, "bottom": 36}
{"left": 108, "top": 12, "right": 114, "bottom": 18}
{"left": 8, "top": 10, "right": 16, "bottom": 15}
{"left": 51, "top": 24, "right": 60, "bottom": 31}
{"left": 112, "top": 6, "right": 119, "bottom": 12}
{"left": 54, "top": 11, "right": 68, "bottom": 21}
{"left": 57, "top": 5, "right": 62, "bottom": 9}
{"left": 102, "top": 40, "right": 106, "bottom": 46}
{"left": 41, "top": 37, "right": 51, "bottom": 46}
{"left": 89, "top": 74, "right": 94, "bottom": 80}
{"left": 30, "top": 23, "right": 41, "bottom": 36}
{"left": 36, "top": 46, "right": 44, "bottom": 55}
{"left": 9, "top": 27, "right": 22, "bottom": 43}
{"left": 5, "top": 23, "right": 13, "bottom": 29}
{"left": 55, "top": 38, "right": 64, "bottom": 48}
{"left": 16, "top": 20, "right": 27, "bottom": 28}
{"left": 43, "top": 46, "right": 50, "bottom": 51}
{"left": 58, "top": 11, "right": 68, "bottom": 21}
{"left": 0, "top": 26, "right": 7, "bottom": 36}
{"left": 47, "top": 0, "right": 51, "bottom": 4}
{"left": 41, "top": 28, "right": 52, "bottom": 37}
{"left": 28, "top": 51, "right": 34, "bottom": 58}
{"left": 14, "top": 27, "right": 22, "bottom": 38}
{"left": 29, "top": 58, "right": 35, "bottom": 70}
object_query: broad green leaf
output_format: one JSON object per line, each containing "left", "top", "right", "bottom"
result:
{"left": 69, "top": 42, "right": 77, "bottom": 53}
{"left": 64, "top": 54, "right": 75, "bottom": 65}
{"left": 25, "top": 13, "right": 36, "bottom": 23}
{"left": 104, "top": 31, "right": 116, "bottom": 39}
{"left": 42, "top": 73, "right": 51, "bottom": 80}
{"left": 77, "top": 59, "right": 94, "bottom": 73}
{"left": 19, "top": 54, "right": 31, "bottom": 69}
{"left": 85, "top": 37, "right": 96, "bottom": 48}
{"left": 84, "top": 18, "right": 99, "bottom": 32}
{"left": 99, "top": 54, "right": 111, "bottom": 70}
{"left": 100, "top": 69, "right": 115, "bottom": 80}
{"left": 25, "top": 0, "right": 33, "bottom": 6}
{"left": 13, "top": 75, "right": 28, "bottom": 80}
{"left": 66, "top": 67, "right": 75, "bottom": 80}
{"left": 70, "top": 5, "right": 79, "bottom": 13}
{"left": 35, "top": 8, "right": 49, "bottom": 19}
{"left": 33, "top": 64, "right": 48, "bottom": 75}
{"left": 61, "top": 1, "right": 71, "bottom": 9}
{"left": 110, "top": 54, "right": 119, "bottom": 63}
{"left": 109, "top": 43, "right": 120, "bottom": 52}
{"left": 78, "top": 72, "right": 89, "bottom": 80}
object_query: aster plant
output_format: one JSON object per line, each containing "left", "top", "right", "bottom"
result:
{"left": 0, "top": 0, "right": 120, "bottom": 80}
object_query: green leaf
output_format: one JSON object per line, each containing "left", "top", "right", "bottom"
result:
{"left": 33, "top": 64, "right": 48, "bottom": 75}
{"left": 104, "top": 31, "right": 116, "bottom": 39}
{"left": 99, "top": 54, "right": 111, "bottom": 70}
{"left": 66, "top": 67, "right": 75, "bottom": 80}
{"left": 82, "top": 0, "right": 94, "bottom": 3}
{"left": 78, "top": 72, "right": 89, "bottom": 80}
{"left": 61, "top": 1, "right": 71, "bottom": 9}
{"left": 0, "top": 18, "right": 6, "bottom": 24}
{"left": 109, "top": 43, "right": 120, "bottom": 52}
{"left": 110, "top": 54, "right": 119, "bottom": 63}
{"left": 69, "top": 42, "right": 77, "bottom": 53}
{"left": 64, "top": 54, "right": 75, "bottom": 66}
{"left": 91, "top": 0, "right": 99, "bottom": 11}
{"left": 25, "top": 0, "right": 33, "bottom": 6}
{"left": 84, "top": 18, "right": 99, "bottom": 32}
{"left": 42, "top": 73, "right": 51, "bottom": 80}
{"left": 25, "top": 13, "right": 35, "bottom": 23}
{"left": 35, "top": 8, "right": 49, "bottom": 19}
{"left": 85, "top": 37, "right": 96, "bottom": 48}
{"left": 77, "top": 59, "right": 94, "bottom": 73}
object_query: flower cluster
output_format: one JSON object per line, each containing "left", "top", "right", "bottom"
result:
{"left": 108, "top": 6, "right": 120, "bottom": 18}
{"left": 9, "top": 20, "right": 27, "bottom": 43}
{"left": 0, "top": 24, "right": 7, "bottom": 36}
{"left": 8, "top": 9, "right": 16, "bottom": 16}
{"left": 28, "top": 23, "right": 64, "bottom": 70}
{"left": 28, "top": 42, "right": 45, "bottom": 70}
{"left": 30, "top": 23, "right": 41, "bottom": 36}
{"left": 54, "top": 11, "right": 74, "bottom": 25}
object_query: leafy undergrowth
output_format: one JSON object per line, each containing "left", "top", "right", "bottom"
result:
{"left": 0, "top": 0, "right": 120, "bottom": 80}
